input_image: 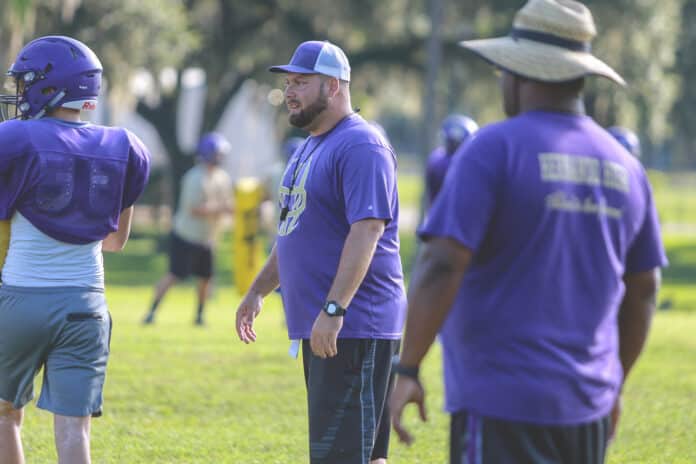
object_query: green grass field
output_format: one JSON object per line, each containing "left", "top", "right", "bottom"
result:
{"left": 19, "top": 285, "right": 696, "bottom": 463}
{"left": 17, "top": 171, "right": 696, "bottom": 463}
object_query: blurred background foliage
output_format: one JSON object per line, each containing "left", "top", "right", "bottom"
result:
{"left": 1, "top": 0, "right": 695, "bottom": 170}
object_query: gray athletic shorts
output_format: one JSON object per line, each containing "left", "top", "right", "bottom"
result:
{"left": 0, "top": 285, "right": 111, "bottom": 417}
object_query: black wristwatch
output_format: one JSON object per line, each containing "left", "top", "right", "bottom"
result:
{"left": 322, "top": 300, "right": 347, "bottom": 317}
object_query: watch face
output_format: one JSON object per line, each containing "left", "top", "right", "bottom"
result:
{"left": 326, "top": 303, "right": 337, "bottom": 315}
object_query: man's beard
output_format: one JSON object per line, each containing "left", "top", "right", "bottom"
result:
{"left": 289, "top": 91, "right": 328, "bottom": 129}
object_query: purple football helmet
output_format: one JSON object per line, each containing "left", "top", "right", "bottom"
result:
{"left": 441, "top": 114, "right": 478, "bottom": 143}
{"left": 608, "top": 126, "right": 641, "bottom": 158}
{"left": 197, "top": 132, "right": 230, "bottom": 164}
{"left": 0, "top": 35, "right": 102, "bottom": 120}
{"left": 282, "top": 137, "right": 305, "bottom": 160}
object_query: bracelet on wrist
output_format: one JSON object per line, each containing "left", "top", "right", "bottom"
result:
{"left": 393, "top": 363, "right": 420, "bottom": 381}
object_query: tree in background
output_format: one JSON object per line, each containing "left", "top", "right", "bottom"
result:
{"left": 2, "top": 0, "right": 693, "bottom": 184}
{"left": 0, "top": 0, "right": 35, "bottom": 68}
{"left": 585, "top": 0, "right": 681, "bottom": 167}
{"left": 671, "top": 0, "right": 696, "bottom": 168}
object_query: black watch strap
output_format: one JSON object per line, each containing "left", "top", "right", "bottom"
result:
{"left": 322, "top": 300, "right": 346, "bottom": 317}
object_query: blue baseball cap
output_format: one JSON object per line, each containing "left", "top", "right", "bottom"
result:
{"left": 269, "top": 40, "right": 351, "bottom": 82}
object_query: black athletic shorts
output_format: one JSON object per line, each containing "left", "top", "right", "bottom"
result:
{"left": 302, "top": 338, "right": 399, "bottom": 464}
{"left": 450, "top": 410, "right": 611, "bottom": 464}
{"left": 168, "top": 232, "right": 213, "bottom": 279}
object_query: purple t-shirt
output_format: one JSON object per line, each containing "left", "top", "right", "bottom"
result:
{"left": 425, "top": 146, "right": 452, "bottom": 204}
{"left": 0, "top": 118, "right": 151, "bottom": 244}
{"left": 276, "top": 114, "right": 406, "bottom": 340}
{"left": 419, "top": 110, "right": 667, "bottom": 425}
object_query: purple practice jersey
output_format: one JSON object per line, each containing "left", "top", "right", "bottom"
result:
{"left": 276, "top": 114, "right": 405, "bottom": 340}
{"left": 425, "top": 146, "right": 453, "bottom": 204}
{"left": 0, "top": 118, "right": 150, "bottom": 244}
{"left": 419, "top": 110, "right": 667, "bottom": 425}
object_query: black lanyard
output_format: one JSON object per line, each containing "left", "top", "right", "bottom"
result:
{"left": 279, "top": 135, "right": 328, "bottom": 222}
{"left": 279, "top": 114, "right": 354, "bottom": 222}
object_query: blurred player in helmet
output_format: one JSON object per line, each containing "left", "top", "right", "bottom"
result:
{"left": 0, "top": 36, "right": 151, "bottom": 464}
{"left": 425, "top": 114, "right": 478, "bottom": 206}
{"left": 608, "top": 126, "right": 641, "bottom": 159}
{"left": 143, "top": 132, "right": 233, "bottom": 326}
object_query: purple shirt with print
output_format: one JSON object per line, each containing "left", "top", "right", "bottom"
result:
{"left": 0, "top": 118, "right": 150, "bottom": 244}
{"left": 419, "top": 110, "right": 667, "bottom": 424}
{"left": 276, "top": 114, "right": 405, "bottom": 340}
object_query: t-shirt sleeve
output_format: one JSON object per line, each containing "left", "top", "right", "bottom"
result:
{"left": 0, "top": 122, "right": 32, "bottom": 219}
{"left": 418, "top": 132, "right": 504, "bottom": 251}
{"left": 625, "top": 175, "right": 668, "bottom": 273}
{"left": 122, "top": 130, "right": 151, "bottom": 209}
{"left": 339, "top": 143, "right": 397, "bottom": 224}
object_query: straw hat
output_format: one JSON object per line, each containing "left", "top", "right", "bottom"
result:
{"left": 460, "top": 0, "right": 625, "bottom": 85}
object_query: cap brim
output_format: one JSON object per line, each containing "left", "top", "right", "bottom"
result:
{"left": 460, "top": 37, "right": 625, "bottom": 86}
{"left": 268, "top": 64, "right": 317, "bottom": 74}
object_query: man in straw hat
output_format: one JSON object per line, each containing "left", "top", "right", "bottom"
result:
{"left": 389, "top": 1, "right": 667, "bottom": 462}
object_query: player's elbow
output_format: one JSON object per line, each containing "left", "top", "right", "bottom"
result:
{"left": 102, "top": 234, "right": 129, "bottom": 252}
{"left": 102, "top": 239, "right": 127, "bottom": 252}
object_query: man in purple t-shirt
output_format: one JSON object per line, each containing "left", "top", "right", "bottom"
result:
{"left": 0, "top": 36, "right": 150, "bottom": 464}
{"left": 235, "top": 40, "right": 405, "bottom": 464}
{"left": 389, "top": 1, "right": 667, "bottom": 463}
{"left": 425, "top": 114, "right": 478, "bottom": 206}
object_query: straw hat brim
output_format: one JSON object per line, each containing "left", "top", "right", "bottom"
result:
{"left": 460, "top": 37, "right": 625, "bottom": 86}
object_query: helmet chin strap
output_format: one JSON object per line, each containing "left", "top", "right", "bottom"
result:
{"left": 31, "top": 89, "right": 66, "bottom": 119}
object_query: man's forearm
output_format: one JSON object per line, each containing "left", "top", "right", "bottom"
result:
{"left": 326, "top": 220, "right": 384, "bottom": 308}
{"left": 399, "top": 239, "right": 471, "bottom": 367}
{"left": 248, "top": 246, "right": 280, "bottom": 297}
{"left": 618, "top": 269, "right": 661, "bottom": 384}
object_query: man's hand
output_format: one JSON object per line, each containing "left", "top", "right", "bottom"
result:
{"left": 310, "top": 311, "right": 343, "bottom": 358}
{"left": 389, "top": 375, "right": 427, "bottom": 445}
{"left": 235, "top": 291, "right": 263, "bottom": 343}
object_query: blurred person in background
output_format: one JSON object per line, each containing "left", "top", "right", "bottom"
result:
{"left": 608, "top": 126, "right": 641, "bottom": 159}
{"left": 0, "top": 36, "right": 150, "bottom": 464}
{"left": 235, "top": 40, "right": 405, "bottom": 464}
{"left": 608, "top": 126, "right": 675, "bottom": 310}
{"left": 425, "top": 114, "right": 478, "bottom": 207}
{"left": 389, "top": 1, "right": 667, "bottom": 463}
{"left": 143, "top": 132, "right": 233, "bottom": 326}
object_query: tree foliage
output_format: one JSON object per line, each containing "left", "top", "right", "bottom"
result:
{"left": 2, "top": 0, "right": 196, "bottom": 98}
{"left": 2, "top": 0, "right": 694, "bottom": 176}
{"left": 671, "top": 0, "right": 696, "bottom": 167}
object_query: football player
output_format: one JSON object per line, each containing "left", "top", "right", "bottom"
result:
{"left": 0, "top": 36, "right": 150, "bottom": 464}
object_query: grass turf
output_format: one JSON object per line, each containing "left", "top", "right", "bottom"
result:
{"left": 18, "top": 284, "right": 696, "bottom": 463}
{"left": 16, "top": 171, "right": 696, "bottom": 462}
